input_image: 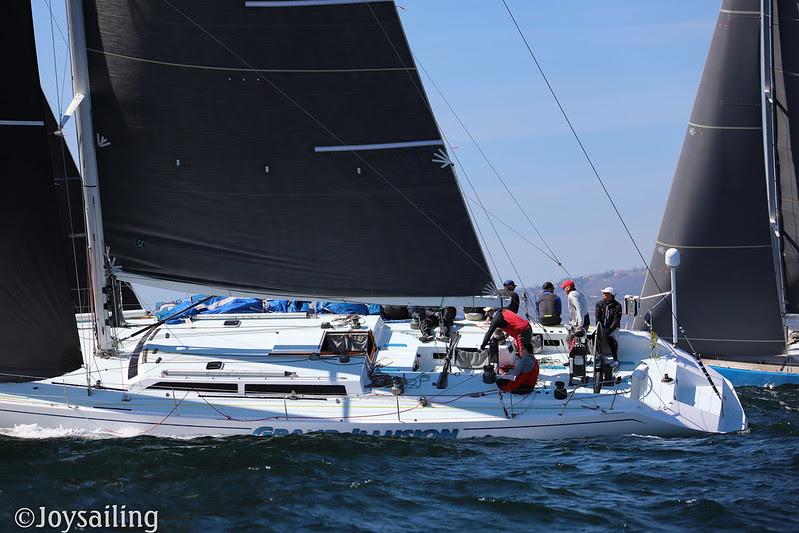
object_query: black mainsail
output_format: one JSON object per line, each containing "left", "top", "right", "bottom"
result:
{"left": 0, "top": 2, "right": 82, "bottom": 381}
{"left": 80, "top": 0, "right": 493, "bottom": 302}
{"left": 637, "top": 0, "right": 787, "bottom": 359}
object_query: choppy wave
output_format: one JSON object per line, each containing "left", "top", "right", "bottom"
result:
{"left": 0, "top": 386, "right": 796, "bottom": 531}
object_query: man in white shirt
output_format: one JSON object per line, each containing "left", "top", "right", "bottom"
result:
{"left": 560, "top": 280, "right": 589, "bottom": 329}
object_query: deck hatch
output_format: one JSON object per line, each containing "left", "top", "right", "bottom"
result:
{"left": 148, "top": 381, "right": 238, "bottom": 392}
{"left": 244, "top": 384, "right": 347, "bottom": 395}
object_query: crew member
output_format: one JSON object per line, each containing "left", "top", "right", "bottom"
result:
{"left": 496, "top": 342, "right": 539, "bottom": 393}
{"left": 560, "top": 279, "right": 589, "bottom": 329}
{"left": 417, "top": 306, "right": 457, "bottom": 343}
{"left": 502, "top": 279, "right": 520, "bottom": 314}
{"left": 480, "top": 307, "right": 533, "bottom": 355}
{"left": 595, "top": 286, "right": 622, "bottom": 358}
{"left": 535, "top": 282, "right": 562, "bottom": 326}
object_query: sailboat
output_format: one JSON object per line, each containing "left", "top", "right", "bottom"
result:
{"left": 0, "top": 0, "right": 746, "bottom": 439}
{"left": 637, "top": 0, "right": 799, "bottom": 387}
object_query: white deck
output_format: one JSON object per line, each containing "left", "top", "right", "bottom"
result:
{"left": 0, "top": 313, "right": 747, "bottom": 439}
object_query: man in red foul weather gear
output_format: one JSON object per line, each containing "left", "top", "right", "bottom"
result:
{"left": 496, "top": 342, "right": 539, "bottom": 393}
{"left": 480, "top": 307, "right": 533, "bottom": 354}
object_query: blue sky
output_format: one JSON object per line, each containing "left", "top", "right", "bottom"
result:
{"left": 32, "top": 1, "right": 720, "bottom": 292}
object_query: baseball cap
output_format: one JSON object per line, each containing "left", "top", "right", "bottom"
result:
{"left": 601, "top": 286, "right": 616, "bottom": 296}
{"left": 503, "top": 279, "right": 516, "bottom": 287}
{"left": 560, "top": 280, "right": 575, "bottom": 290}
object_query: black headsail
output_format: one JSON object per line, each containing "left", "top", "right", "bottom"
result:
{"left": 774, "top": 0, "right": 799, "bottom": 312}
{"left": 81, "top": 0, "right": 493, "bottom": 303}
{"left": 45, "top": 103, "right": 141, "bottom": 316}
{"left": 0, "top": 2, "right": 82, "bottom": 381}
{"left": 637, "top": 0, "right": 786, "bottom": 359}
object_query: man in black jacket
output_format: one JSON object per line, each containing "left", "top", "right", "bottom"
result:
{"left": 502, "top": 279, "right": 520, "bottom": 314}
{"left": 595, "top": 286, "right": 622, "bottom": 358}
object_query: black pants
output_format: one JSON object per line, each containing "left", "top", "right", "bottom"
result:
{"left": 419, "top": 307, "right": 456, "bottom": 337}
{"left": 539, "top": 315, "right": 561, "bottom": 327}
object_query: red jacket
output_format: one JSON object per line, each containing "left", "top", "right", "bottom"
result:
{"left": 482, "top": 309, "right": 532, "bottom": 353}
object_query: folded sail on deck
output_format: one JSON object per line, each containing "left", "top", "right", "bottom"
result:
{"left": 82, "top": 0, "right": 492, "bottom": 302}
{"left": 637, "top": 0, "right": 786, "bottom": 359}
{"left": 0, "top": 3, "right": 82, "bottom": 381}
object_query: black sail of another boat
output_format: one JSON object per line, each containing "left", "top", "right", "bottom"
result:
{"left": 637, "top": 0, "right": 787, "bottom": 359}
{"left": 774, "top": 0, "right": 799, "bottom": 313}
{"left": 81, "top": 0, "right": 493, "bottom": 302}
{"left": 0, "top": 2, "right": 82, "bottom": 381}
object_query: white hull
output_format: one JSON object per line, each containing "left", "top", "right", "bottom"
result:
{"left": 0, "top": 315, "right": 747, "bottom": 440}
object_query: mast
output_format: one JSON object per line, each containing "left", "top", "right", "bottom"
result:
{"left": 66, "top": 0, "right": 112, "bottom": 352}
{"left": 761, "top": 0, "right": 788, "bottom": 315}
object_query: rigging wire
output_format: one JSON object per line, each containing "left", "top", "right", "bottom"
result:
{"left": 158, "top": 0, "right": 492, "bottom": 281}
{"left": 368, "top": 3, "right": 578, "bottom": 326}
{"left": 365, "top": 2, "right": 536, "bottom": 309}
{"left": 499, "top": 0, "right": 723, "bottom": 399}
{"left": 462, "top": 191, "right": 504, "bottom": 283}
{"left": 463, "top": 195, "right": 559, "bottom": 264}
{"left": 413, "top": 58, "right": 572, "bottom": 278}
{"left": 364, "top": 5, "right": 506, "bottom": 285}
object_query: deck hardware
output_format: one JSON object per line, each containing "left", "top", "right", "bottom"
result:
{"left": 391, "top": 376, "right": 404, "bottom": 396}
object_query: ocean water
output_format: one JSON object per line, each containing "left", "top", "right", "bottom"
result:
{"left": 1, "top": 387, "right": 797, "bottom": 532}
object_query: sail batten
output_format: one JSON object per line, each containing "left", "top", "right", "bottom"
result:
{"left": 83, "top": 0, "right": 492, "bottom": 300}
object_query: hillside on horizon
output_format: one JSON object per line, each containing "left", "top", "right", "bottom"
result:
{"left": 530, "top": 267, "right": 647, "bottom": 307}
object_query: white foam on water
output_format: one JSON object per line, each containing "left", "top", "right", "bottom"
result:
{"left": 0, "top": 423, "right": 232, "bottom": 441}
{"left": 0, "top": 423, "right": 131, "bottom": 440}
